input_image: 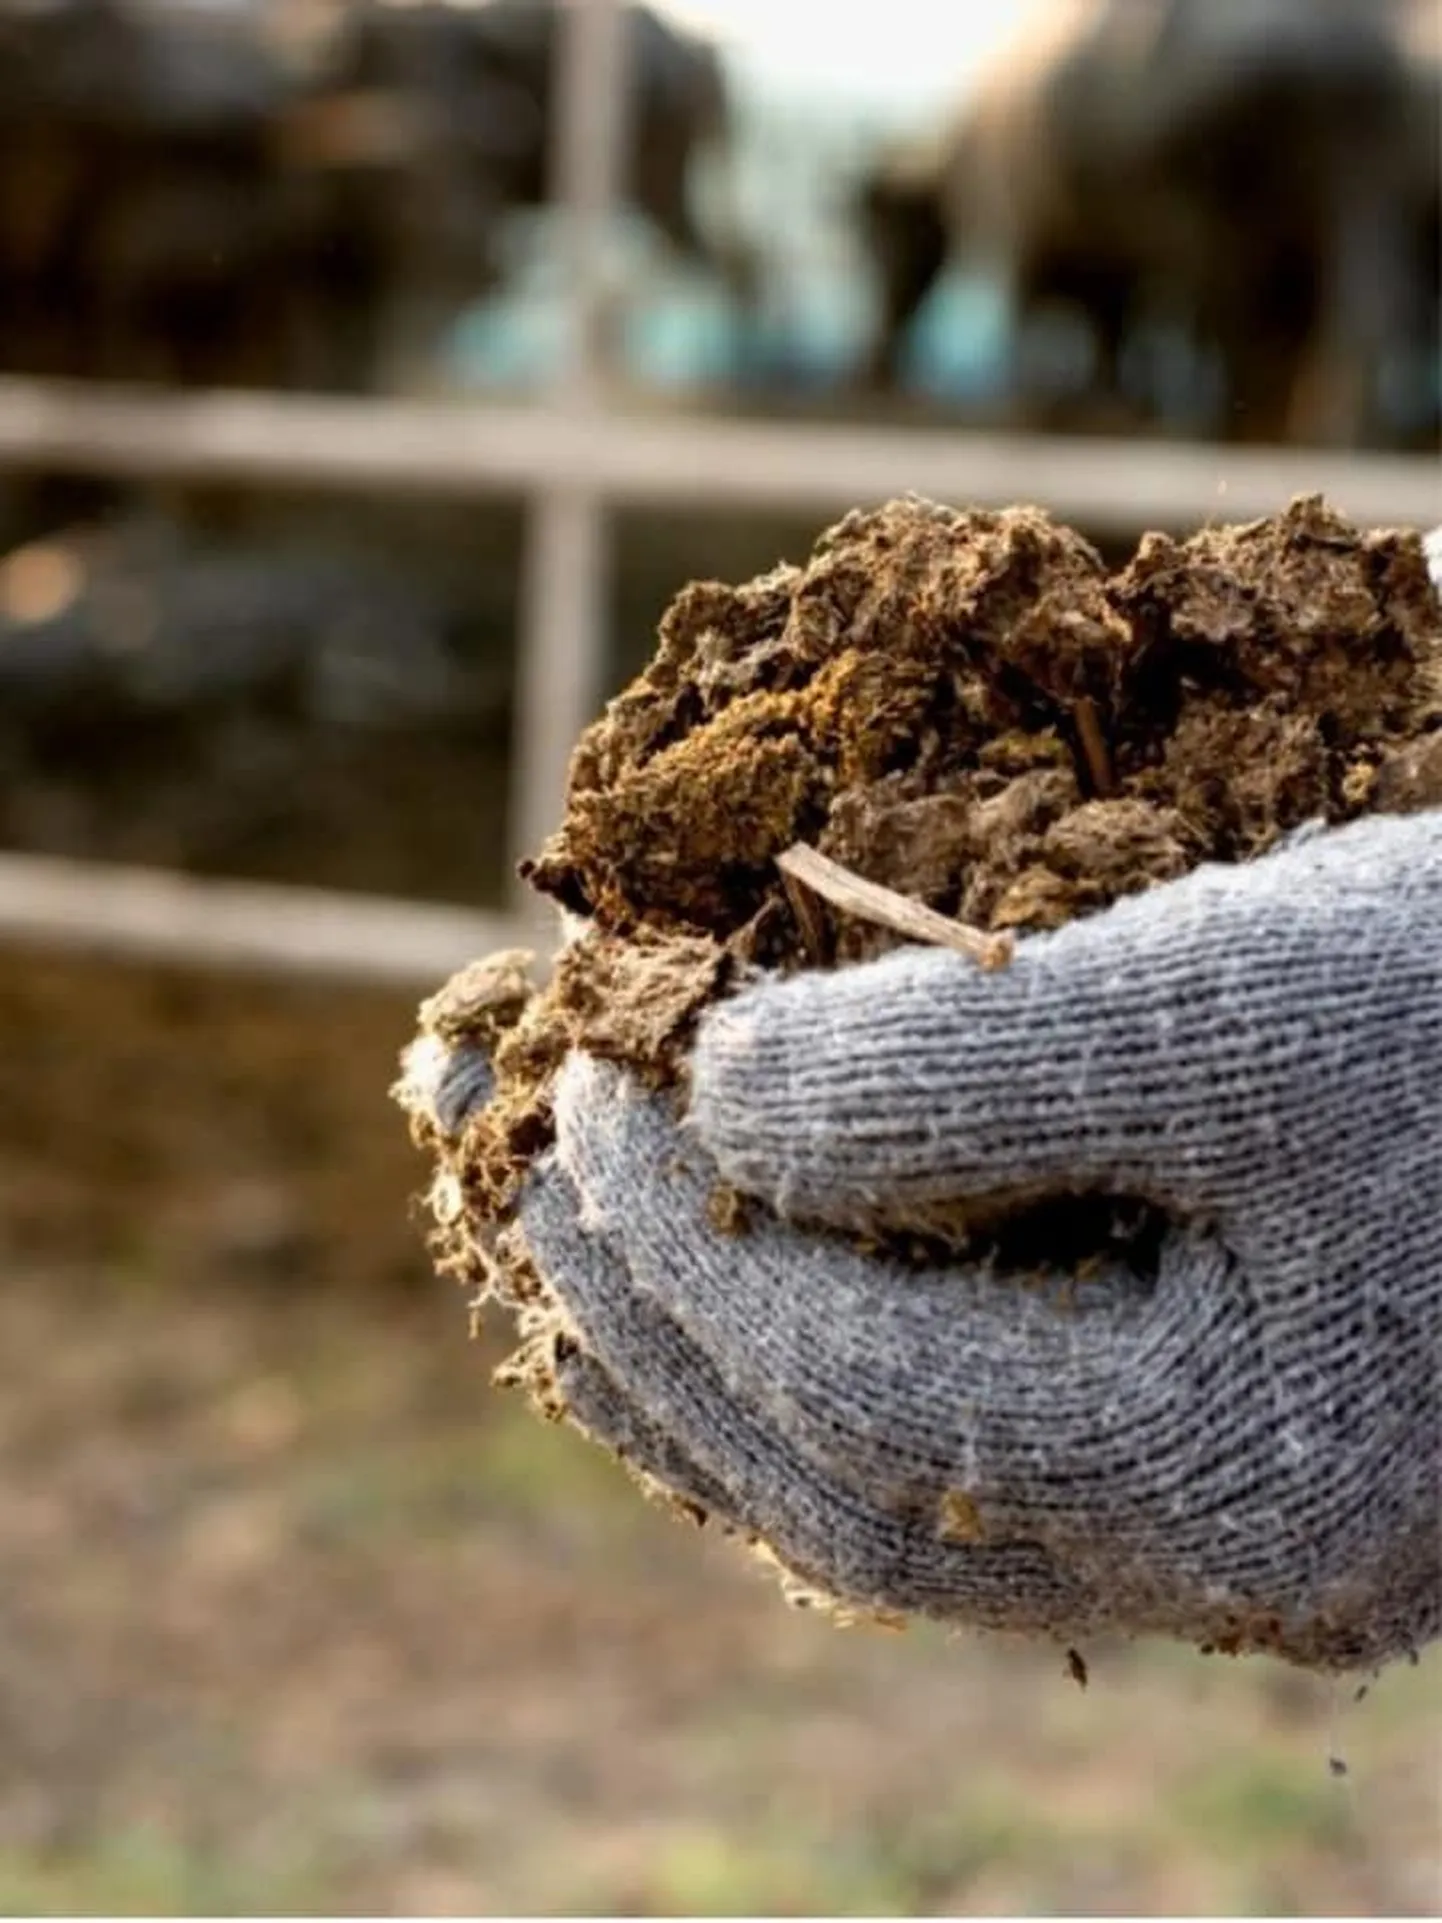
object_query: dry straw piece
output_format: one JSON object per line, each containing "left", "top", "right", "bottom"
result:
{"left": 776, "top": 843, "right": 1014, "bottom": 969}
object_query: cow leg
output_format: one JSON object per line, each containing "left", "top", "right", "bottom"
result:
{"left": 859, "top": 178, "right": 949, "bottom": 391}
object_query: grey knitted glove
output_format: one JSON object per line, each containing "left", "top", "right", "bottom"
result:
{"left": 509, "top": 808, "right": 1442, "bottom": 1673}
{"left": 521, "top": 1162, "right": 1110, "bottom": 1633}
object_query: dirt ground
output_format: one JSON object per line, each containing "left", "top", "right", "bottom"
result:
{"left": 0, "top": 944, "right": 1438, "bottom": 1916}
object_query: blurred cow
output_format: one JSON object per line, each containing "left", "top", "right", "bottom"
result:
{"left": 274, "top": 0, "right": 753, "bottom": 388}
{"left": 0, "top": 1, "right": 298, "bottom": 385}
{"left": 860, "top": 0, "right": 1440, "bottom": 447}
{"left": 0, "top": 0, "right": 748, "bottom": 396}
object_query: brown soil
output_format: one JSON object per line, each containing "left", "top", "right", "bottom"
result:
{"left": 532, "top": 495, "right": 1439, "bottom": 944}
{"left": 6, "top": 1256, "right": 1439, "bottom": 1915}
{"left": 0, "top": 947, "right": 430, "bottom": 1290}
{"left": 401, "top": 493, "right": 1441, "bottom": 1436}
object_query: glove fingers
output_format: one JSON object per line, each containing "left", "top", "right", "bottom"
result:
{"left": 553, "top": 1054, "right": 1249, "bottom": 1540}
{"left": 519, "top": 1157, "right": 1103, "bottom": 1634}
{"left": 395, "top": 1034, "right": 495, "bottom": 1142}
{"left": 520, "top": 1155, "right": 1433, "bottom": 1669}
{"left": 552, "top": 1343, "right": 742, "bottom": 1525}
{"left": 689, "top": 810, "right": 1442, "bottom": 1230}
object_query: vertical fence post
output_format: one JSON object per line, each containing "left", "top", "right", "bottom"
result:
{"left": 509, "top": 0, "right": 630, "bottom": 929}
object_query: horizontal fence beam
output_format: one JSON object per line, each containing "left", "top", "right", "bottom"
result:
{"left": 0, "top": 853, "right": 538, "bottom": 988}
{"left": 0, "top": 378, "right": 1435, "bottom": 988}
{"left": 0, "top": 378, "right": 1435, "bottom": 534}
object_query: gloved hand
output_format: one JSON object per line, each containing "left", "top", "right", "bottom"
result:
{"left": 481, "top": 806, "right": 1441, "bottom": 1675}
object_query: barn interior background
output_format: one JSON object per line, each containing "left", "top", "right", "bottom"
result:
{"left": 0, "top": 0, "right": 1438, "bottom": 1912}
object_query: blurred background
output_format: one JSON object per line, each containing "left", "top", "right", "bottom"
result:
{"left": 0, "top": 0, "right": 1438, "bottom": 1913}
